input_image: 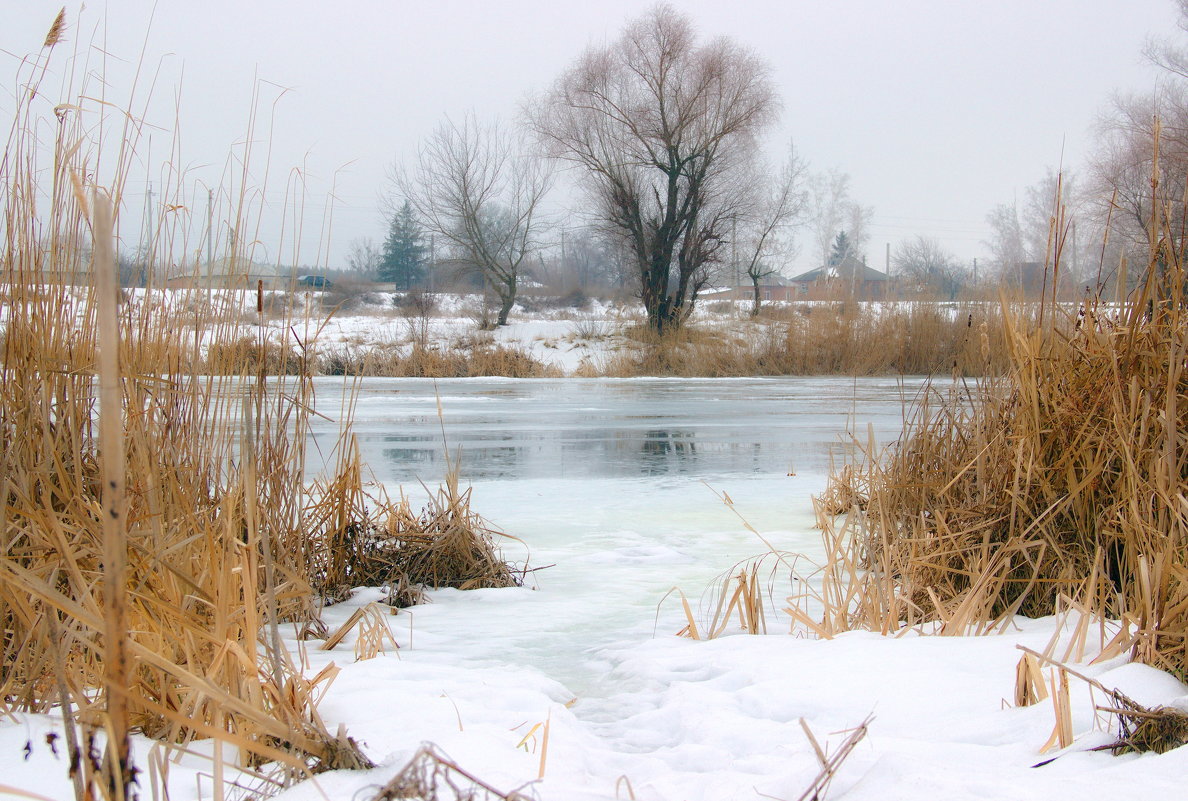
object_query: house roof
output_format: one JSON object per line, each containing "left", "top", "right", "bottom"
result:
{"left": 791, "top": 254, "right": 888, "bottom": 283}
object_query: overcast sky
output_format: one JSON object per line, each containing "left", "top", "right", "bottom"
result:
{"left": 2, "top": 0, "right": 1182, "bottom": 275}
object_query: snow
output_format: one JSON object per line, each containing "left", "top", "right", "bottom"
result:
{"left": 3, "top": 323, "right": 1187, "bottom": 801}
{"left": 262, "top": 607, "right": 1188, "bottom": 801}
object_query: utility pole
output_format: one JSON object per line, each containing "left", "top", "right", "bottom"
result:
{"left": 205, "top": 188, "right": 214, "bottom": 287}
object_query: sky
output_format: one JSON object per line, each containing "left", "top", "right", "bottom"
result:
{"left": 2, "top": 0, "right": 1183, "bottom": 276}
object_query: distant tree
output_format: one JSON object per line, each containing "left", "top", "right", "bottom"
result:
{"left": 396, "top": 114, "right": 551, "bottom": 325}
{"left": 347, "top": 237, "right": 382, "bottom": 280}
{"left": 377, "top": 203, "right": 427, "bottom": 289}
{"left": 846, "top": 202, "right": 875, "bottom": 262}
{"left": 985, "top": 169, "right": 1085, "bottom": 294}
{"left": 528, "top": 4, "right": 779, "bottom": 333}
{"left": 984, "top": 200, "right": 1026, "bottom": 281}
{"left": 558, "top": 229, "right": 622, "bottom": 291}
{"left": 808, "top": 169, "right": 871, "bottom": 268}
{"left": 737, "top": 144, "right": 808, "bottom": 315}
{"left": 829, "top": 231, "right": 852, "bottom": 266}
{"left": 1086, "top": 2, "right": 1188, "bottom": 292}
{"left": 892, "top": 235, "right": 965, "bottom": 299}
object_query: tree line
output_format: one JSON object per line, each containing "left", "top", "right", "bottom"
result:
{"left": 361, "top": 1, "right": 1188, "bottom": 328}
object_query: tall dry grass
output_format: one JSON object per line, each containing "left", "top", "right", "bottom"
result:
{"left": 812, "top": 184, "right": 1188, "bottom": 680}
{"left": 599, "top": 301, "right": 1015, "bottom": 377}
{"left": 323, "top": 340, "right": 559, "bottom": 378}
{"left": 0, "top": 17, "right": 375, "bottom": 797}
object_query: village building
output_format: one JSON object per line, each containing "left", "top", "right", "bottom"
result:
{"left": 789, "top": 254, "right": 889, "bottom": 300}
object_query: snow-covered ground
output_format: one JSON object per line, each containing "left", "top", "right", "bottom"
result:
{"left": 3, "top": 321, "right": 1186, "bottom": 801}
{"left": 314, "top": 291, "right": 658, "bottom": 374}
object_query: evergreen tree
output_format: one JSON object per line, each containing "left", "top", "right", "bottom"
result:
{"left": 828, "top": 231, "right": 851, "bottom": 266}
{"left": 379, "top": 201, "right": 428, "bottom": 289}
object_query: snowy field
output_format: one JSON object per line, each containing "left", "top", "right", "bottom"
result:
{"left": 2, "top": 323, "right": 1185, "bottom": 801}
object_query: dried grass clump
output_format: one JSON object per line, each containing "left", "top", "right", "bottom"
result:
{"left": 307, "top": 448, "right": 522, "bottom": 605}
{"left": 781, "top": 302, "right": 1014, "bottom": 376}
{"left": 1108, "top": 698, "right": 1188, "bottom": 755}
{"left": 206, "top": 335, "right": 309, "bottom": 374}
{"left": 323, "top": 342, "right": 558, "bottom": 378}
{"left": 601, "top": 323, "right": 768, "bottom": 377}
{"left": 828, "top": 219, "right": 1188, "bottom": 675}
{"left": 1022, "top": 649, "right": 1188, "bottom": 755}
{"left": 814, "top": 464, "right": 869, "bottom": 517}
{"left": 381, "top": 497, "right": 522, "bottom": 592}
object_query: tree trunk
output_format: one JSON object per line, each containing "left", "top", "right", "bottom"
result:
{"left": 496, "top": 287, "right": 515, "bottom": 326}
{"left": 751, "top": 275, "right": 761, "bottom": 317}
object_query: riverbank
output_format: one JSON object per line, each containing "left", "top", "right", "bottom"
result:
{"left": 87, "top": 286, "right": 1011, "bottom": 378}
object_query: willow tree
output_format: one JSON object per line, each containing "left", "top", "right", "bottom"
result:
{"left": 398, "top": 114, "right": 551, "bottom": 325}
{"left": 528, "top": 5, "right": 778, "bottom": 333}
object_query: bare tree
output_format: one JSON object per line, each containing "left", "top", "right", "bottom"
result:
{"left": 892, "top": 235, "right": 965, "bottom": 300}
{"left": 807, "top": 169, "right": 851, "bottom": 269}
{"left": 1088, "top": 1, "right": 1188, "bottom": 290}
{"left": 1090, "top": 87, "right": 1188, "bottom": 249}
{"left": 737, "top": 144, "right": 807, "bottom": 315}
{"left": 396, "top": 114, "right": 551, "bottom": 325}
{"left": 806, "top": 168, "right": 871, "bottom": 268}
{"left": 345, "top": 237, "right": 380, "bottom": 279}
{"left": 527, "top": 4, "right": 778, "bottom": 333}
{"left": 986, "top": 169, "right": 1086, "bottom": 293}
{"left": 845, "top": 201, "right": 875, "bottom": 262}
{"left": 984, "top": 200, "right": 1026, "bottom": 280}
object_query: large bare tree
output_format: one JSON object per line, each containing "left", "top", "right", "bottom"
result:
{"left": 527, "top": 4, "right": 778, "bottom": 333}
{"left": 397, "top": 114, "right": 551, "bottom": 325}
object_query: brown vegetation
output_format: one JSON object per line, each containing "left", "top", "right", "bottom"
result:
{"left": 309, "top": 447, "right": 522, "bottom": 606}
{"left": 599, "top": 301, "right": 1014, "bottom": 377}
{"left": 811, "top": 238, "right": 1188, "bottom": 680}
{"left": 323, "top": 340, "right": 560, "bottom": 378}
{"left": 0, "top": 18, "right": 518, "bottom": 798}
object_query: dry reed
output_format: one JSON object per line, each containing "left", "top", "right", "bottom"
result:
{"left": 306, "top": 447, "right": 523, "bottom": 606}
{"left": 1, "top": 14, "right": 376, "bottom": 796}
{"left": 598, "top": 301, "right": 1014, "bottom": 378}
{"left": 323, "top": 341, "right": 559, "bottom": 378}
{"left": 370, "top": 744, "right": 535, "bottom": 801}
{"left": 808, "top": 165, "right": 1188, "bottom": 679}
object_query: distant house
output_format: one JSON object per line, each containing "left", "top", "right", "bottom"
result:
{"left": 699, "top": 274, "right": 799, "bottom": 303}
{"left": 790, "top": 255, "right": 888, "bottom": 300}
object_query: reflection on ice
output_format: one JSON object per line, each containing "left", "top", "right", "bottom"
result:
{"left": 307, "top": 376, "right": 930, "bottom": 484}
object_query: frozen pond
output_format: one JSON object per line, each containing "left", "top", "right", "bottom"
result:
{"left": 309, "top": 376, "right": 929, "bottom": 484}
{"left": 305, "top": 376, "right": 928, "bottom": 695}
